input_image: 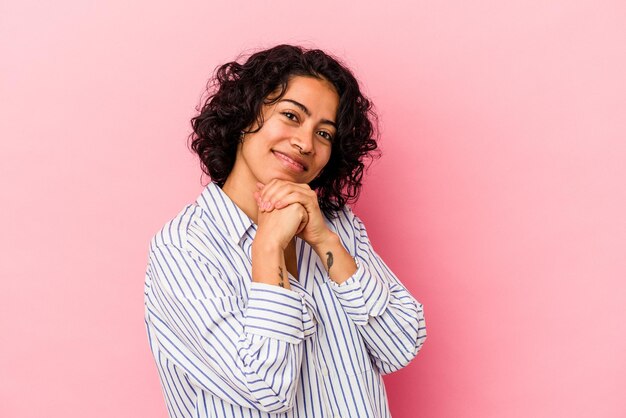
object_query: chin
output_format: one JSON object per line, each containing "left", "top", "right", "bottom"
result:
{"left": 264, "top": 172, "right": 308, "bottom": 184}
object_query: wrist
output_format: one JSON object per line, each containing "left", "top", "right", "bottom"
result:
{"left": 312, "top": 230, "right": 340, "bottom": 255}
{"left": 252, "top": 237, "right": 284, "bottom": 254}
{"left": 251, "top": 239, "right": 289, "bottom": 289}
{"left": 311, "top": 231, "right": 356, "bottom": 284}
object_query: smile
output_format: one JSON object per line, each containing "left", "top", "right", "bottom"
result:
{"left": 272, "top": 151, "right": 307, "bottom": 172}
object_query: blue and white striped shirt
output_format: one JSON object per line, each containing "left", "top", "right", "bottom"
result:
{"left": 144, "top": 182, "right": 426, "bottom": 418}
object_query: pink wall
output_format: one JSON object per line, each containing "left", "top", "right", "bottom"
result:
{"left": 2, "top": 0, "right": 625, "bottom": 417}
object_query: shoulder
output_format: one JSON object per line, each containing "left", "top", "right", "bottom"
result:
{"left": 148, "top": 201, "right": 237, "bottom": 270}
{"left": 149, "top": 203, "right": 204, "bottom": 252}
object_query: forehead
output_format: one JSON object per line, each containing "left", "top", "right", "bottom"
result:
{"left": 280, "top": 76, "right": 339, "bottom": 113}
{"left": 284, "top": 75, "right": 337, "bottom": 94}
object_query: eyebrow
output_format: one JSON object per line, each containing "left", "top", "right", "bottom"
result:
{"left": 280, "top": 99, "right": 337, "bottom": 128}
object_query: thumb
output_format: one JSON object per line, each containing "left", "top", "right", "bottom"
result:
{"left": 295, "top": 208, "right": 309, "bottom": 235}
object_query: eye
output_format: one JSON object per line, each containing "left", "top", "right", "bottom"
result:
{"left": 281, "top": 111, "right": 299, "bottom": 122}
{"left": 317, "top": 130, "right": 334, "bottom": 142}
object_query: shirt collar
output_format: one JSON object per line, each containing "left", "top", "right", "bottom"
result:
{"left": 196, "top": 182, "right": 255, "bottom": 245}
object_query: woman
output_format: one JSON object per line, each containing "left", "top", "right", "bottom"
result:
{"left": 144, "top": 44, "right": 427, "bottom": 418}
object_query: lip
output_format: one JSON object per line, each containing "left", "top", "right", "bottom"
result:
{"left": 272, "top": 150, "right": 308, "bottom": 172}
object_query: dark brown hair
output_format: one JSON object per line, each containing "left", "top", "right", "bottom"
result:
{"left": 188, "top": 44, "right": 379, "bottom": 215}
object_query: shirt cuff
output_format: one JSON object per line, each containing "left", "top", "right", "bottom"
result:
{"left": 244, "top": 282, "right": 315, "bottom": 344}
{"left": 328, "top": 259, "right": 391, "bottom": 326}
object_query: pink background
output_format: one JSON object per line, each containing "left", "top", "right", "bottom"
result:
{"left": 2, "top": 1, "right": 625, "bottom": 417}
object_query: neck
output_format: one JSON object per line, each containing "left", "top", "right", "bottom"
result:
{"left": 222, "top": 163, "right": 259, "bottom": 224}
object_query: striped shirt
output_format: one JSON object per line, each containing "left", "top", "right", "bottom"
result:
{"left": 144, "top": 182, "right": 427, "bottom": 418}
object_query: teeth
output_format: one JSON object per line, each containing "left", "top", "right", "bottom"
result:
{"left": 276, "top": 152, "right": 303, "bottom": 169}
{"left": 286, "top": 157, "right": 302, "bottom": 168}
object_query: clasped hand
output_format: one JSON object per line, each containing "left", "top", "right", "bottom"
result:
{"left": 254, "top": 179, "right": 332, "bottom": 250}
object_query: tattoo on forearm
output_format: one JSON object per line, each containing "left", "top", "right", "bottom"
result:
{"left": 326, "top": 251, "right": 334, "bottom": 271}
{"left": 278, "top": 266, "right": 285, "bottom": 288}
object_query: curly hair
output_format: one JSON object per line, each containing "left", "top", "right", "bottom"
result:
{"left": 188, "top": 44, "right": 379, "bottom": 215}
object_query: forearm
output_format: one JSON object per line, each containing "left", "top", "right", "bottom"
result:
{"left": 312, "top": 232, "right": 357, "bottom": 285}
{"left": 146, "top": 244, "right": 309, "bottom": 412}
{"left": 252, "top": 239, "right": 290, "bottom": 290}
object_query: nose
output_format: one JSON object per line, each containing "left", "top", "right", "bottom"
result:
{"left": 291, "top": 127, "right": 314, "bottom": 155}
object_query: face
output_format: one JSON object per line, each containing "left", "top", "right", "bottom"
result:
{"left": 231, "top": 75, "right": 339, "bottom": 188}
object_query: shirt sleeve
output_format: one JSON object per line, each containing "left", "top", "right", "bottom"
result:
{"left": 144, "top": 243, "right": 315, "bottom": 413}
{"left": 327, "top": 209, "right": 427, "bottom": 375}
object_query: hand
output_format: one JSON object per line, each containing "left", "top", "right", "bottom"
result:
{"left": 254, "top": 179, "right": 333, "bottom": 248}
{"left": 255, "top": 200, "right": 309, "bottom": 251}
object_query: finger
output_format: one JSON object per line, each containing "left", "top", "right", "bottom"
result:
{"left": 261, "top": 181, "right": 312, "bottom": 208}
{"left": 273, "top": 191, "right": 306, "bottom": 209}
{"left": 256, "top": 182, "right": 272, "bottom": 211}
{"left": 256, "top": 179, "right": 283, "bottom": 210}
{"left": 271, "top": 188, "right": 307, "bottom": 210}
{"left": 295, "top": 205, "right": 309, "bottom": 235}
{"left": 260, "top": 179, "right": 310, "bottom": 200}
{"left": 274, "top": 190, "right": 319, "bottom": 212}
{"left": 253, "top": 190, "right": 271, "bottom": 212}
{"left": 259, "top": 180, "right": 293, "bottom": 211}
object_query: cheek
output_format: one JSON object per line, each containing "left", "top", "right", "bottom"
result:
{"left": 264, "top": 119, "right": 291, "bottom": 138}
{"left": 317, "top": 149, "right": 332, "bottom": 171}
